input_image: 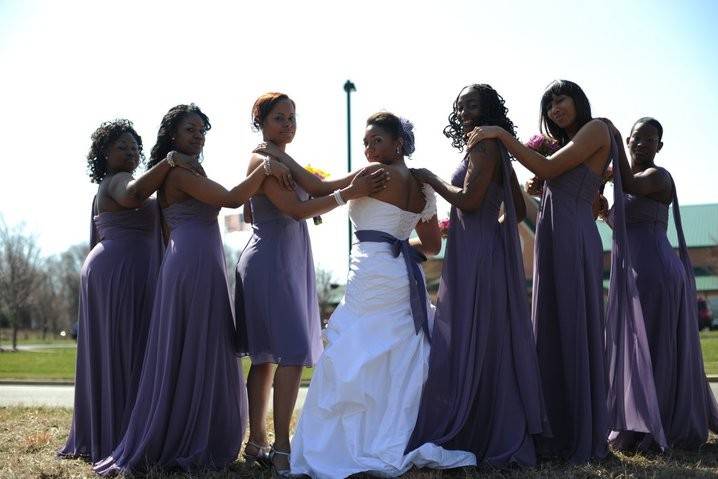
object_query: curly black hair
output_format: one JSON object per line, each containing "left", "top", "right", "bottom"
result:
{"left": 147, "top": 104, "right": 211, "bottom": 169}
{"left": 86, "top": 119, "right": 144, "bottom": 183}
{"left": 444, "top": 84, "right": 517, "bottom": 151}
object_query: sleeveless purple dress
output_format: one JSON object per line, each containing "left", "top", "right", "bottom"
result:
{"left": 94, "top": 198, "right": 248, "bottom": 475}
{"left": 235, "top": 187, "right": 322, "bottom": 366}
{"left": 608, "top": 177, "right": 718, "bottom": 450}
{"left": 59, "top": 199, "right": 163, "bottom": 462}
{"left": 407, "top": 147, "right": 549, "bottom": 466}
{"left": 532, "top": 157, "right": 610, "bottom": 462}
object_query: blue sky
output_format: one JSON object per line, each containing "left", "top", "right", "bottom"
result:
{"left": 1, "top": 0, "right": 716, "bottom": 279}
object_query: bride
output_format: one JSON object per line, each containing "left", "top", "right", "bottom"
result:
{"left": 266, "top": 112, "right": 476, "bottom": 478}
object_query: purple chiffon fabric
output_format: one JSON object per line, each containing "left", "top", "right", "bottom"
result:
{"left": 93, "top": 198, "right": 248, "bottom": 475}
{"left": 59, "top": 199, "right": 163, "bottom": 462}
{"left": 408, "top": 146, "right": 549, "bottom": 466}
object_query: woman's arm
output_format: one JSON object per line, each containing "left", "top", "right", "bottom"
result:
{"left": 467, "top": 120, "right": 610, "bottom": 179}
{"left": 412, "top": 139, "right": 499, "bottom": 213}
{"left": 254, "top": 144, "right": 360, "bottom": 196}
{"left": 411, "top": 215, "right": 441, "bottom": 256}
{"left": 105, "top": 152, "right": 200, "bottom": 208}
{"left": 171, "top": 159, "right": 288, "bottom": 208}
{"left": 261, "top": 166, "right": 388, "bottom": 220}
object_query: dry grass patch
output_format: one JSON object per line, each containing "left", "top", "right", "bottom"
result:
{"left": 2, "top": 406, "right": 718, "bottom": 478}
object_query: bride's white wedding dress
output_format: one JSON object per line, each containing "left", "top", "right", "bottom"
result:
{"left": 291, "top": 186, "right": 476, "bottom": 478}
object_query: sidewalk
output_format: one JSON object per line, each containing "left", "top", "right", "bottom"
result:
{"left": 0, "top": 384, "right": 308, "bottom": 411}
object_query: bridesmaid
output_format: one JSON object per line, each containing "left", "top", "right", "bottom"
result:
{"left": 468, "top": 80, "right": 615, "bottom": 462}
{"left": 94, "top": 104, "right": 291, "bottom": 475}
{"left": 236, "top": 92, "right": 389, "bottom": 476}
{"left": 406, "top": 84, "right": 548, "bottom": 466}
{"left": 59, "top": 119, "right": 194, "bottom": 462}
{"left": 606, "top": 117, "right": 718, "bottom": 450}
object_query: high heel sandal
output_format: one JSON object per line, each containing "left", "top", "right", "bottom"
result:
{"left": 270, "top": 445, "right": 303, "bottom": 478}
{"left": 242, "top": 440, "right": 271, "bottom": 468}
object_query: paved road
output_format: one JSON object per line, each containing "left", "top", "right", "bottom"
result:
{"left": 0, "top": 384, "right": 308, "bottom": 411}
{"left": 2, "top": 383, "right": 717, "bottom": 412}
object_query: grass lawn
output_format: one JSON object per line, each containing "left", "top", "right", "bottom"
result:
{"left": 0, "top": 348, "right": 77, "bottom": 380}
{"left": 2, "top": 406, "right": 718, "bottom": 478}
{"left": 0, "top": 347, "right": 314, "bottom": 384}
{"left": 701, "top": 330, "right": 718, "bottom": 375}
{"left": 1, "top": 330, "right": 716, "bottom": 383}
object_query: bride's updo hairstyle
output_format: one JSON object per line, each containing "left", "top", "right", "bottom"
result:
{"left": 366, "top": 112, "right": 415, "bottom": 157}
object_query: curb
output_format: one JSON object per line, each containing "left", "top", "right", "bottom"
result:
{"left": 0, "top": 380, "right": 74, "bottom": 386}
{"left": 0, "top": 379, "right": 312, "bottom": 387}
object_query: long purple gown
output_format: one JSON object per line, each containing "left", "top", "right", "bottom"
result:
{"left": 608, "top": 174, "right": 718, "bottom": 450}
{"left": 532, "top": 154, "right": 611, "bottom": 462}
{"left": 407, "top": 147, "right": 549, "bottom": 466}
{"left": 59, "top": 198, "right": 163, "bottom": 462}
{"left": 94, "top": 198, "right": 248, "bottom": 475}
{"left": 235, "top": 187, "right": 322, "bottom": 367}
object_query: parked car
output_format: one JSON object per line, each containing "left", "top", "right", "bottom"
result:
{"left": 698, "top": 296, "right": 713, "bottom": 331}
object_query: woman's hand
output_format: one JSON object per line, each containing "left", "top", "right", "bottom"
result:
{"left": 466, "top": 126, "right": 504, "bottom": 150}
{"left": 253, "top": 141, "right": 285, "bottom": 159}
{"left": 525, "top": 176, "right": 544, "bottom": 197}
{"left": 593, "top": 193, "right": 609, "bottom": 221}
{"left": 410, "top": 168, "right": 436, "bottom": 185}
{"left": 345, "top": 167, "right": 389, "bottom": 199}
{"left": 168, "top": 151, "right": 201, "bottom": 174}
{"left": 266, "top": 158, "right": 295, "bottom": 190}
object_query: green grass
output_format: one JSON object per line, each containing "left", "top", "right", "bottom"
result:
{"left": 2, "top": 407, "right": 718, "bottom": 478}
{"left": 0, "top": 331, "right": 713, "bottom": 383}
{"left": 701, "top": 330, "right": 718, "bottom": 375}
{"left": 0, "top": 347, "right": 314, "bottom": 384}
{"left": 0, "top": 348, "right": 77, "bottom": 380}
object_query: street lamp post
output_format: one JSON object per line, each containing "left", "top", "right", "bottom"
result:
{"left": 343, "top": 80, "right": 356, "bottom": 262}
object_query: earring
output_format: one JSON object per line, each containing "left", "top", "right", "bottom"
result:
{"left": 395, "top": 147, "right": 400, "bottom": 155}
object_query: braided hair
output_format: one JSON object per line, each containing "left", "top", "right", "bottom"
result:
{"left": 147, "top": 104, "right": 211, "bottom": 169}
{"left": 86, "top": 119, "right": 144, "bottom": 183}
{"left": 444, "top": 84, "right": 517, "bottom": 151}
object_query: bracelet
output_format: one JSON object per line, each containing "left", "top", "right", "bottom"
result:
{"left": 166, "top": 152, "right": 176, "bottom": 167}
{"left": 332, "top": 189, "right": 346, "bottom": 206}
{"left": 263, "top": 157, "right": 272, "bottom": 176}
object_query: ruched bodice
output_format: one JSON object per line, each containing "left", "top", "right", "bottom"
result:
{"left": 546, "top": 163, "right": 601, "bottom": 204}
{"left": 249, "top": 186, "right": 309, "bottom": 224}
{"left": 163, "top": 198, "right": 220, "bottom": 230}
{"left": 625, "top": 194, "right": 669, "bottom": 228}
{"left": 94, "top": 199, "right": 159, "bottom": 242}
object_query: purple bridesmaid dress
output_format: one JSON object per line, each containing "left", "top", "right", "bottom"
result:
{"left": 59, "top": 199, "right": 163, "bottom": 462}
{"left": 94, "top": 198, "right": 248, "bottom": 475}
{"left": 235, "top": 186, "right": 322, "bottom": 367}
{"left": 531, "top": 153, "right": 611, "bottom": 462}
{"left": 608, "top": 173, "right": 718, "bottom": 450}
{"left": 408, "top": 147, "right": 549, "bottom": 466}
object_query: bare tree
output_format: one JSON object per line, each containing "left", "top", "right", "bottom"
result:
{"left": 53, "top": 243, "right": 89, "bottom": 332}
{"left": 29, "top": 265, "right": 62, "bottom": 340}
{"left": 315, "top": 267, "right": 335, "bottom": 320}
{"left": 0, "top": 220, "right": 41, "bottom": 350}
